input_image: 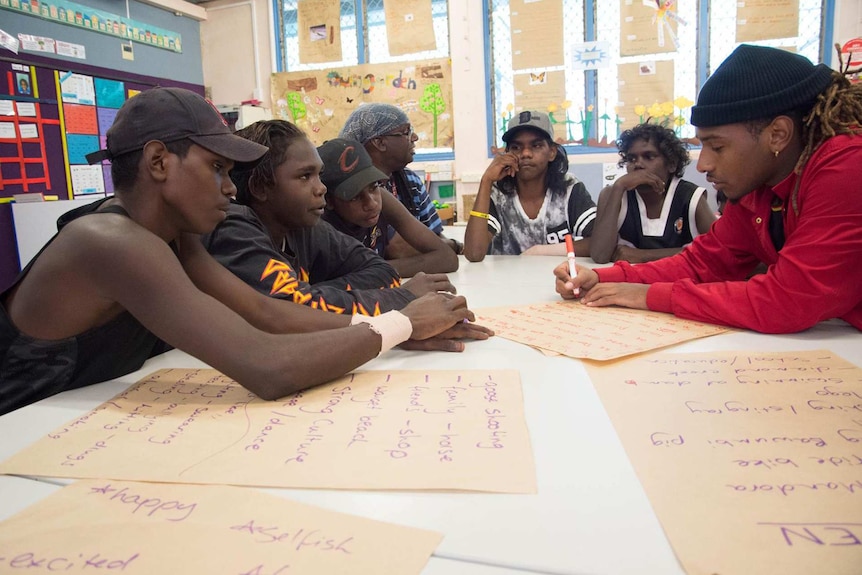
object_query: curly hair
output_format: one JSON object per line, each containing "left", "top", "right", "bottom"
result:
{"left": 497, "top": 131, "right": 569, "bottom": 195}
{"left": 615, "top": 122, "right": 690, "bottom": 178}
{"left": 231, "top": 120, "right": 307, "bottom": 205}
{"left": 796, "top": 68, "right": 862, "bottom": 174}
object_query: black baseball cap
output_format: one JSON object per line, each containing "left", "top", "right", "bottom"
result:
{"left": 318, "top": 138, "right": 388, "bottom": 200}
{"left": 86, "top": 87, "right": 267, "bottom": 164}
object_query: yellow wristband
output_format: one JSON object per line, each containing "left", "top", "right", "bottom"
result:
{"left": 470, "top": 210, "right": 489, "bottom": 219}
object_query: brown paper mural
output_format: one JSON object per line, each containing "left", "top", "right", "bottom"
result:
{"left": 270, "top": 58, "right": 453, "bottom": 148}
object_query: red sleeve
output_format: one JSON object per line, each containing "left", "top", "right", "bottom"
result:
{"left": 596, "top": 137, "right": 862, "bottom": 333}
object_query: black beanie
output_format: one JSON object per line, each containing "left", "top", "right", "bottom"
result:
{"left": 691, "top": 44, "right": 834, "bottom": 127}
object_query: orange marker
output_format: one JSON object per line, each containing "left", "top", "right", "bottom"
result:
{"left": 565, "top": 235, "right": 580, "bottom": 297}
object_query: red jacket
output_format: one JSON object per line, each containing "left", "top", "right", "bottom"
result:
{"left": 596, "top": 133, "right": 862, "bottom": 333}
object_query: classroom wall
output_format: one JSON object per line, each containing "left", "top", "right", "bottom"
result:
{"left": 199, "top": 1, "right": 860, "bottom": 219}
{"left": 1, "top": 0, "right": 205, "bottom": 83}
{"left": 3, "top": 1, "right": 858, "bottom": 290}
{"left": 0, "top": 0, "right": 206, "bottom": 290}
{"left": 200, "top": 0, "right": 273, "bottom": 105}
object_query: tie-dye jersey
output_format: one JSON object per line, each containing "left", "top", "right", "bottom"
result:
{"left": 486, "top": 175, "right": 597, "bottom": 255}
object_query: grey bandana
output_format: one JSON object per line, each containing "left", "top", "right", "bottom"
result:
{"left": 339, "top": 103, "right": 410, "bottom": 144}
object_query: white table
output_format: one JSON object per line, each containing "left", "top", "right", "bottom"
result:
{"left": 2, "top": 255, "right": 860, "bottom": 575}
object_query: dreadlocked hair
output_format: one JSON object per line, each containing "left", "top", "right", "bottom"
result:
{"left": 796, "top": 45, "right": 862, "bottom": 174}
{"left": 232, "top": 120, "right": 307, "bottom": 205}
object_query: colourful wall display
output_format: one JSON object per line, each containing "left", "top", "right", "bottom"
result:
{"left": 271, "top": 58, "right": 453, "bottom": 149}
{"left": 0, "top": 0, "right": 183, "bottom": 52}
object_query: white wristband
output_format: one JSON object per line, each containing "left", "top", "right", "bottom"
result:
{"left": 350, "top": 311, "right": 414, "bottom": 356}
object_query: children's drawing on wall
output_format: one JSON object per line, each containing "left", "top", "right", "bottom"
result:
{"left": 309, "top": 24, "right": 328, "bottom": 42}
{"left": 648, "top": 0, "right": 685, "bottom": 50}
{"left": 16, "top": 73, "right": 31, "bottom": 96}
{"left": 271, "top": 58, "right": 453, "bottom": 148}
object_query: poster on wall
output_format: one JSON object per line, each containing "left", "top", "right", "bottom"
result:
{"left": 270, "top": 58, "right": 453, "bottom": 149}
{"left": 0, "top": 62, "right": 67, "bottom": 200}
{"left": 384, "top": 0, "right": 436, "bottom": 56}
{"left": 509, "top": 0, "right": 564, "bottom": 71}
{"left": 296, "top": 0, "right": 343, "bottom": 64}
{"left": 617, "top": 59, "right": 674, "bottom": 131}
{"left": 512, "top": 70, "right": 568, "bottom": 141}
{"left": 736, "top": 0, "right": 799, "bottom": 42}
{"left": 58, "top": 71, "right": 127, "bottom": 198}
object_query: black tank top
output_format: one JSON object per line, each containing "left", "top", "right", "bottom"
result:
{"left": 0, "top": 198, "right": 168, "bottom": 415}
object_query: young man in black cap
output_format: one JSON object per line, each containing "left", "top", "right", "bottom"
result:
{"left": 321, "top": 138, "right": 459, "bottom": 277}
{"left": 463, "top": 110, "right": 597, "bottom": 262}
{"left": 203, "top": 121, "right": 459, "bottom": 314}
{"left": 0, "top": 88, "right": 485, "bottom": 414}
{"left": 555, "top": 44, "right": 862, "bottom": 333}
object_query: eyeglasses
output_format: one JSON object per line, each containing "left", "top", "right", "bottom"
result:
{"left": 380, "top": 127, "right": 415, "bottom": 139}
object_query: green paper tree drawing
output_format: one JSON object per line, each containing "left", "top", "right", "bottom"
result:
{"left": 285, "top": 92, "right": 307, "bottom": 123}
{"left": 419, "top": 83, "right": 445, "bottom": 147}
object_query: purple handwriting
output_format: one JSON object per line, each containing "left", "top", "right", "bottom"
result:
{"left": 684, "top": 400, "right": 790, "bottom": 415}
{"left": 809, "top": 454, "right": 862, "bottom": 467}
{"left": 245, "top": 412, "right": 295, "bottom": 452}
{"left": 0, "top": 552, "right": 140, "bottom": 571}
{"left": 405, "top": 385, "right": 429, "bottom": 413}
{"left": 838, "top": 424, "right": 862, "bottom": 443}
{"left": 730, "top": 457, "right": 799, "bottom": 471}
{"left": 743, "top": 355, "right": 824, "bottom": 364}
{"left": 707, "top": 435, "right": 827, "bottom": 448}
{"left": 60, "top": 435, "right": 115, "bottom": 467}
{"left": 284, "top": 419, "right": 333, "bottom": 464}
{"left": 102, "top": 403, "right": 156, "bottom": 434}
{"left": 816, "top": 386, "right": 862, "bottom": 400}
{"left": 733, "top": 373, "right": 846, "bottom": 385}
{"left": 346, "top": 415, "right": 377, "bottom": 449}
{"left": 758, "top": 522, "right": 862, "bottom": 546}
{"left": 650, "top": 432, "right": 685, "bottom": 447}
{"left": 47, "top": 404, "right": 114, "bottom": 440}
{"left": 807, "top": 399, "right": 862, "bottom": 413}
{"left": 406, "top": 384, "right": 467, "bottom": 415}
{"left": 438, "top": 423, "right": 457, "bottom": 462}
{"left": 147, "top": 407, "right": 209, "bottom": 445}
{"left": 386, "top": 420, "right": 421, "bottom": 459}
{"left": 348, "top": 385, "right": 388, "bottom": 410}
{"left": 469, "top": 377, "right": 499, "bottom": 404}
{"left": 726, "top": 479, "right": 862, "bottom": 497}
{"left": 89, "top": 483, "right": 196, "bottom": 521}
{"left": 476, "top": 408, "right": 506, "bottom": 449}
{"left": 298, "top": 387, "right": 350, "bottom": 414}
{"left": 230, "top": 519, "right": 353, "bottom": 553}
{"left": 279, "top": 391, "right": 304, "bottom": 408}
{"left": 648, "top": 357, "right": 732, "bottom": 366}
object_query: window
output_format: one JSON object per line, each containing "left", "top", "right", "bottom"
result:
{"left": 273, "top": 0, "right": 452, "bottom": 158}
{"left": 275, "top": 0, "right": 450, "bottom": 71}
{"left": 487, "top": 0, "right": 833, "bottom": 154}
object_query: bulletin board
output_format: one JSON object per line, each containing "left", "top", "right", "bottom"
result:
{"left": 0, "top": 56, "right": 203, "bottom": 202}
{"left": 270, "top": 58, "right": 453, "bottom": 149}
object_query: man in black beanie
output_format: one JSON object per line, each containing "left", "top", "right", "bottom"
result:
{"left": 554, "top": 44, "right": 862, "bottom": 334}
